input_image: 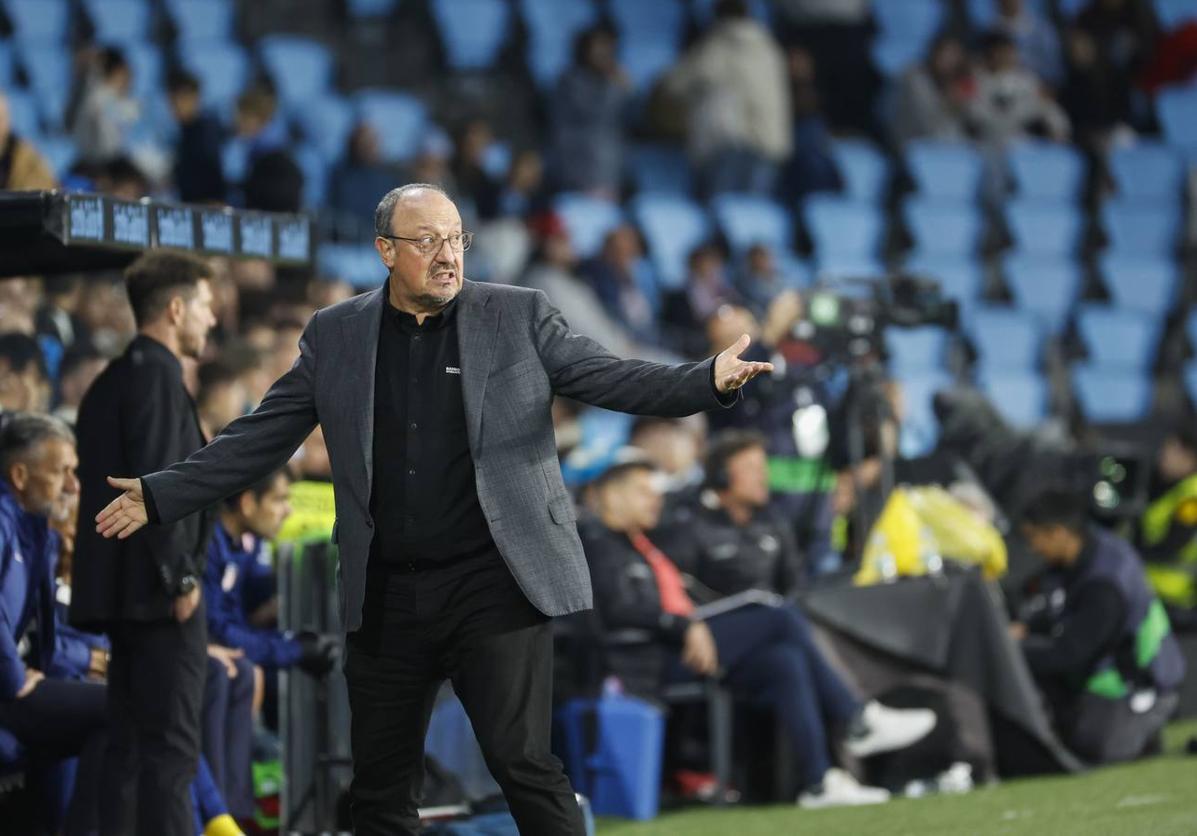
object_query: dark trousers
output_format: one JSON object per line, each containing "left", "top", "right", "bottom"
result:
{"left": 1064, "top": 689, "right": 1180, "bottom": 764}
{"left": 665, "top": 605, "right": 860, "bottom": 787}
{"left": 202, "top": 653, "right": 255, "bottom": 819}
{"left": 345, "top": 552, "right": 585, "bottom": 836}
{"left": 0, "top": 678, "right": 107, "bottom": 834}
{"left": 100, "top": 603, "right": 207, "bottom": 836}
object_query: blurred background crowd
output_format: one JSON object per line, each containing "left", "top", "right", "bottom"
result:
{"left": 2, "top": 0, "right": 1197, "bottom": 832}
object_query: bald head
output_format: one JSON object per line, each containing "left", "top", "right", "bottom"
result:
{"left": 373, "top": 183, "right": 466, "bottom": 317}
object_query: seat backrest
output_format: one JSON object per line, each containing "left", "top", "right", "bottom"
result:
{"left": 1109, "top": 144, "right": 1184, "bottom": 204}
{"left": 1076, "top": 304, "right": 1161, "bottom": 372}
{"left": 630, "top": 194, "right": 709, "bottom": 290}
{"left": 178, "top": 41, "right": 249, "bottom": 110}
{"left": 903, "top": 197, "right": 982, "bottom": 257}
{"left": 1072, "top": 365, "right": 1153, "bottom": 423}
{"left": 711, "top": 194, "right": 792, "bottom": 254}
{"left": 978, "top": 371, "right": 1049, "bottom": 428}
{"left": 1003, "top": 255, "right": 1082, "bottom": 334}
{"left": 431, "top": 0, "right": 512, "bottom": 70}
{"left": 166, "top": 0, "right": 235, "bottom": 43}
{"left": 831, "top": 139, "right": 889, "bottom": 203}
{"left": 907, "top": 140, "right": 984, "bottom": 201}
{"left": 1099, "top": 254, "right": 1179, "bottom": 316}
{"left": 4, "top": 0, "right": 69, "bottom": 42}
{"left": 1007, "top": 141, "right": 1085, "bottom": 202}
{"left": 1156, "top": 86, "right": 1197, "bottom": 147}
{"left": 353, "top": 89, "right": 428, "bottom": 162}
{"left": 1006, "top": 200, "right": 1083, "bottom": 257}
{"left": 82, "top": 0, "right": 149, "bottom": 43}
{"left": 971, "top": 306, "right": 1043, "bottom": 372}
{"left": 1101, "top": 201, "right": 1180, "bottom": 256}
{"left": 259, "top": 36, "right": 334, "bottom": 110}
{"left": 887, "top": 326, "right": 949, "bottom": 374}
{"left": 553, "top": 193, "right": 624, "bottom": 260}
{"left": 805, "top": 196, "right": 884, "bottom": 258}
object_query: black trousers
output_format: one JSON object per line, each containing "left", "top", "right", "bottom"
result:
{"left": 0, "top": 678, "right": 107, "bottom": 834}
{"left": 345, "top": 551, "right": 585, "bottom": 836}
{"left": 100, "top": 602, "right": 207, "bottom": 836}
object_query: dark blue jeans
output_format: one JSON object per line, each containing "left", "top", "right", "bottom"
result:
{"left": 665, "top": 604, "right": 860, "bottom": 787}
{"left": 202, "top": 653, "right": 255, "bottom": 819}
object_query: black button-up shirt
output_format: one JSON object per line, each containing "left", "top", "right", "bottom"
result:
{"left": 368, "top": 289, "right": 494, "bottom": 564}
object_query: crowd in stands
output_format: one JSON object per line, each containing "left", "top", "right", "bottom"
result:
{"left": 0, "top": 0, "right": 1196, "bottom": 831}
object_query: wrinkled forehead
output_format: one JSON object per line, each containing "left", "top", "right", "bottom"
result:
{"left": 391, "top": 191, "right": 462, "bottom": 234}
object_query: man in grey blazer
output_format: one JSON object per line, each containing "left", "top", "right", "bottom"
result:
{"left": 95, "top": 183, "right": 771, "bottom": 835}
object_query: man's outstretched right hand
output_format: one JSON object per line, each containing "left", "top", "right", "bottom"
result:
{"left": 96, "top": 476, "right": 149, "bottom": 540}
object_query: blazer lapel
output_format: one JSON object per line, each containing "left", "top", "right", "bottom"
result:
{"left": 457, "top": 280, "right": 500, "bottom": 454}
{"left": 340, "top": 286, "right": 383, "bottom": 500}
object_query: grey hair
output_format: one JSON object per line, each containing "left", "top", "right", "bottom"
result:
{"left": 374, "top": 183, "right": 452, "bottom": 237}
{"left": 0, "top": 412, "right": 75, "bottom": 478}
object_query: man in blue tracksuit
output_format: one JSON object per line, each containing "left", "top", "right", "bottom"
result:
{"left": 204, "top": 467, "right": 336, "bottom": 690}
{"left": 0, "top": 413, "right": 106, "bottom": 834}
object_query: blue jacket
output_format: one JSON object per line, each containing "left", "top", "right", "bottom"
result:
{"left": 205, "top": 522, "right": 302, "bottom": 668}
{"left": 0, "top": 482, "right": 59, "bottom": 701}
{"left": 50, "top": 586, "right": 109, "bottom": 682}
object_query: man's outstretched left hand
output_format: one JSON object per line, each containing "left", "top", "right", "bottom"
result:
{"left": 714, "top": 333, "right": 773, "bottom": 394}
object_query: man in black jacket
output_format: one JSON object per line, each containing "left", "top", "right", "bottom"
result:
{"left": 71, "top": 251, "right": 217, "bottom": 834}
{"left": 580, "top": 456, "right": 937, "bottom": 808}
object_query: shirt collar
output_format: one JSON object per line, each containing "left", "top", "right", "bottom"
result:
{"left": 383, "top": 277, "right": 459, "bottom": 332}
{"left": 131, "top": 333, "right": 183, "bottom": 374}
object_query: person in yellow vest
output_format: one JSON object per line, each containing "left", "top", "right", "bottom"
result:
{"left": 1139, "top": 422, "right": 1197, "bottom": 628}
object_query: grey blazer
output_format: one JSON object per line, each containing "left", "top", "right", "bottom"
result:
{"left": 143, "top": 280, "right": 732, "bottom": 632}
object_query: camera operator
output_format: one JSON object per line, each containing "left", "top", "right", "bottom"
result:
{"left": 1012, "top": 488, "right": 1185, "bottom": 764}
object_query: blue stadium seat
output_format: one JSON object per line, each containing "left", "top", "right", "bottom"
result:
{"left": 318, "top": 242, "right": 385, "bottom": 288}
{"left": 609, "top": 0, "right": 685, "bottom": 48}
{"left": 906, "top": 141, "right": 984, "bottom": 201}
{"left": 692, "top": 0, "right": 772, "bottom": 25}
{"left": 1099, "top": 254, "right": 1179, "bottom": 317}
{"left": 36, "top": 133, "right": 75, "bottom": 178}
{"left": 353, "top": 89, "right": 427, "bottom": 162}
{"left": 4, "top": 88, "right": 40, "bottom": 138}
{"left": 431, "top": 0, "right": 511, "bottom": 70}
{"left": 903, "top": 255, "right": 984, "bottom": 313}
{"left": 166, "top": 0, "right": 235, "bottom": 43}
{"left": 1003, "top": 255, "right": 1082, "bottom": 334}
{"left": 3, "top": 0, "right": 69, "bottom": 42}
{"left": 887, "top": 326, "right": 949, "bottom": 374}
{"left": 895, "top": 370, "right": 952, "bottom": 457}
{"left": 967, "top": 0, "right": 1047, "bottom": 27}
{"left": 619, "top": 39, "right": 678, "bottom": 92}
{"left": 0, "top": 42, "right": 12, "bottom": 88}
{"left": 1101, "top": 201, "right": 1180, "bottom": 255}
{"left": 1155, "top": 0, "right": 1197, "bottom": 29}
{"left": 712, "top": 194, "right": 793, "bottom": 255}
{"left": 178, "top": 41, "right": 249, "bottom": 111}
{"left": 122, "top": 42, "right": 163, "bottom": 102}
{"left": 978, "top": 371, "right": 1049, "bottom": 428}
{"left": 971, "top": 306, "right": 1043, "bottom": 372}
{"left": 1157, "top": 86, "right": 1197, "bottom": 147}
{"left": 627, "top": 144, "right": 692, "bottom": 195}
{"left": 1109, "top": 143, "right": 1184, "bottom": 204}
{"left": 874, "top": 0, "right": 944, "bottom": 45}
{"left": 553, "top": 193, "right": 624, "bottom": 260}
{"left": 1184, "top": 360, "right": 1197, "bottom": 406}
{"left": 1006, "top": 200, "right": 1083, "bottom": 257}
{"left": 1076, "top": 305, "right": 1161, "bottom": 372}
{"left": 259, "top": 36, "right": 334, "bottom": 111}
{"left": 296, "top": 93, "right": 355, "bottom": 162}
{"left": 903, "top": 197, "right": 982, "bottom": 257}
{"left": 1007, "top": 141, "right": 1085, "bottom": 202}
{"left": 1072, "top": 365, "right": 1153, "bottom": 423}
{"left": 1187, "top": 310, "right": 1197, "bottom": 351}
{"left": 19, "top": 44, "right": 72, "bottom": 130}
{"left": 83, "top": 0, "right": 150, "bottom": 44}
{"left": 805, "top": 196, "right": 884, "bottom": 260}
{"left": 347, "top": 0, "right": 399, "bottom": 17}
{"left": 630, "top": 194, "right": 709, "bottom": 289}
{"left": 519, "top": 0, "right": 599, "bottom": 88}
{"left": 871, "top": 38, "right": 924, "bottom": 77}
{"left": 813, "top": 254, "right": 886, "bottom": 280}
{"left": 831, "top": 139, "right": 888, "bottom": 203}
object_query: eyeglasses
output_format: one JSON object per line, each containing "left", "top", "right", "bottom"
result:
{"left": 379, "top": 231, "right": 473, "bottom": 255}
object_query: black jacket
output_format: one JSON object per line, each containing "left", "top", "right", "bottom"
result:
{"left": 70, "top": 336, "right": 213, "bottom": 628}
{"left": 578, "top": 517, "right": 693, "bottom": 697}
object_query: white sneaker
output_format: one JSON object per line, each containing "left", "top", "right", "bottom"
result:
{"left": 798, "top": 768, "right": 891, "bottom": 809}
{"left": 845, "top": 700, "right": 937, "bottom": 758}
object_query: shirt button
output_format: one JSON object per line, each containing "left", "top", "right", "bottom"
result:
{"left": 408, "top": 468, "right": 416, "bottom": 476}
{"left": 409, "top": 422, "right": 418, "bottom": 430}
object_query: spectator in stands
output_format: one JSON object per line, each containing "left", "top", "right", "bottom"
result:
{"left": 235, "top": 86, "right": 303, "bottom": 213}
{"left": 0, "top": 91, "right": 57, "bottom": 189}
{"left": 1138, "top": 420, "right": 1197, "bottom": 629}
{"left": 970, "top": 31, "right": 1070, "bottom": 145}
{"left": 581, "top": 456, "right": 936, "bottom": 808}
{"left": 582, "top": 225, "right": 662, "bottom": 348}
{"left": 0, "top": 332, "right": 49, "bottom": 414}
{"left": 661, "top": 243, "right": 741, "bottom": 356}
{"left": 451, "top": 118, "right": 500, "bottom": 218}
{"left": 550, "top": 24, "right": 631, "bottom": 197}
{"left": 329, "top": 122, "right": 405, "bottom": 236}
{"left": 779, "top": 46, "right": 843, "bottom": 198}
{"left": 665, "top": 430, "right": 806, "bottom": 598}
{"left": 36, "top": 276, "right": 86, "bottom": 354}
{"left": 734, "top": 243, "right": 803, "bottom": 317}
{"left": 890, "top": 33, "right": 976, "bottom": 145}
{"left": 628, "top": 416, "right": 706, "bottom": 495}
{"left": 53, "top": 345, "right": 107, "bottom": 426}
{"left": 205, "top": 469, "right": 337, "bottom": 676}
{"left": 1074, "top": 0, "right": 1158, "bottom": 130}
{"left": 71, "top": 252, "right": 218, "bottom": 834}
{"left": 75, "top": 277, "right": 135, "bottom": 356}
{"left": 1013, "top": 488, "right": 1185, "bottom": 764}
{"left": 490, "top": 148, "right": 548, "bottom": 220}
{"left": 0, "top": 413, "right": 106, "bottom": 835}
{"left": 404, "top": 128, "right": 458, "bottom": 200}
{"left": 97, "top": 155, "right": 152, "bottom": 201}
{"left": 167, "top": 69, "right": 227, "bottom": 205}
{"left": 71, "top": 47, "right": 138, "bottom": 165}
{"left": 991, "top": 0, "right": 1065, "bottom": 88}
{"left": 1059, "top": 25, "right": 1133, "bottom": 145}
{"left": 0, "top": 277, "right": 41, "bottom": 336}
{"left": 662, "top": 0, "right": 792, "bottom": 195}
{"left": 197, "top": 360, "right": 249, "bottom": 438}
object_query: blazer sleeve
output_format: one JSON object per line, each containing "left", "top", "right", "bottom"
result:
{"left": 143, "top": 313, "right": 320, "bottom": 526}
{"left": 530, "top": 290, "right": 736, "bottom": 417}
